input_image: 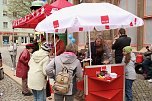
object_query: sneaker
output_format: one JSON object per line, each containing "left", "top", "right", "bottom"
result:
{"left": 147, "top": 79, "right": 152, "bottom": 83}
{"left": 22, "top": 92, "right": 33, "bottom": 96}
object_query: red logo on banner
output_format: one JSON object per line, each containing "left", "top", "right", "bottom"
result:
{"left": 55, "top": 29, "right": 58, "bottom": 32}
{"left": 79, "top": 27, "right": 83, "bottom": 31}
{"left": 130, "top": 22, "right": 133, "bottom": 26}
{"left": 53, "top": 20, "right": 59, "bottom": 28}
{"left": 105, "top": 25, "right": 110, "bottom": 29}
{"left": 101, "top": 66, "right": 106, "bottom": 71}
{"left": 101, "top": 15, "right": 109, "bottom": 24}
{"left": 134, "top": 18, "right": 137, "bottom": 25}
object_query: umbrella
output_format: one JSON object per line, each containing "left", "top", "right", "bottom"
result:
{"left": 35, "top": 3, "right": 144, "bottom": 33}
{"left": 35, "top": 3, "right": 144, "bottom": 65}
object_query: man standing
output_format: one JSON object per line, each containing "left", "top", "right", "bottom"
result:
{"left": 112, "top": 28, "right": 131, "bottom": 63}
{"left": 52, "top": 34, "right": 65, "bottom": 56}
{"left": 8, "top": 41, "right": 17, "bottom": 70}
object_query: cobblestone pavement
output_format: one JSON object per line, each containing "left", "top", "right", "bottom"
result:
{"left": 0, "top": 74, "right": 33, "bottom": 101}
{"left": 133, "top": 75, "right": 152, "bottom": 101}
{"left": 1, "top": 46, "right": 152, "bottom": 101}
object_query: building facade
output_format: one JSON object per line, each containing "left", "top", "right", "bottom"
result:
{"left": 0, "top": 0, "right": 34, "bottom": 47}
{"left": 71, "top": 0, "right": 152, "bottom": 51}
{"left": 119, "top": 0, "right": 152, "bottom": 50}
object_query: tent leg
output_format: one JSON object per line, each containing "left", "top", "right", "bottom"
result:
{"left": 88, "top": 31, "right": 91, "bottom": 66}
{"left": 54, "top": 33, "right": 56, "bottom": 56}
{"left": 46, "top": 32, "right": 48, "bottom": 43}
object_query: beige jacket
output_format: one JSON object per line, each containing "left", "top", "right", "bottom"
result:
{"left": 28, "top": 49, "right": 50, "bottom": 90}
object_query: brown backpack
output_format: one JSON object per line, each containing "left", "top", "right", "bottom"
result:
{"left": 52, "top": 63, "right": 72, "bottom": 94}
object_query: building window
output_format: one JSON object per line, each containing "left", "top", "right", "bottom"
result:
{"left": 3, "top": 36, "right": 9, "bottom": 45}
{"left": 3, "top": 11, "right": 7, "bottom": 16}
{"left": 145, "top": 0, "right": 152, "bottom": 16}
{"left": 13, "top": 12, "right": 17, "bottom": 17}
{"left": 3, "top": 22, "right": 8, "bottom": 28}
{"left": 144, "top": 0, "right": 152, "bottom": 18}
{"left": 3, "top": 0, "right": 7, "bottom": 4}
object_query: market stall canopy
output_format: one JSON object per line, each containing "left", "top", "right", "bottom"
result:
{"left": 51, "top": 0, "right": 73, "bottom": 9}
{"left": 12, "top": 4, "right": 55, "bottom": 29}
{"left": 35, "top": 3, "right": 144, "bottom": 33}
{"left": 12, "top": 0, "right": 73, "bottom": 29}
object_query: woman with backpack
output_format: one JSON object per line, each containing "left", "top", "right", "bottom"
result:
{"left": 46, "top": 43, "right": 83, "bottom": 101}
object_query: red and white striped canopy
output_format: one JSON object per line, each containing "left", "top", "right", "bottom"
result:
{"left": 12, "top": 0, "right": 73, "bottom": 29}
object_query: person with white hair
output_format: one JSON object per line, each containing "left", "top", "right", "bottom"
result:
{"left": 46, "top": 43, "right": 82, "bottom": 101}
{"left": 8, "top": 40, "right": 17, "bottom": 70}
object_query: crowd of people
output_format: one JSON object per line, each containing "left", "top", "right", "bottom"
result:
{"left": 4, "top": 29, "right": 152, "bottom": 101}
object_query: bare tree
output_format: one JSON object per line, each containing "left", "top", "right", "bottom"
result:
{"left": 7, "top": 0, "right": 34, "bottom": 19}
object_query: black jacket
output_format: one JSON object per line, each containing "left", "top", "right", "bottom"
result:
{"left": 112, "top": 35, "right": 131, "bottom": 63}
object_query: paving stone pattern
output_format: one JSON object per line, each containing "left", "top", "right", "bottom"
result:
{"left": 0, "top": 74, "right": 33, "bottom": 101}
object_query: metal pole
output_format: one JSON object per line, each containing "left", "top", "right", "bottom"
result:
{"left": 88, "top": 31, "right": 91, "bottom": 66}
{"left": 12, "top": 29, "right": 15, "bottom": 70}
{"left": 46, "top": 32, "right": 48, "bottom": 43}
{"left": 12, "top": 29, "right": 16, "bottom": 76}
{"left": 54, "top": 33, "right": 56, "bottom": 56}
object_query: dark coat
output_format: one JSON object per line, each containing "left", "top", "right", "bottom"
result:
{"left": 91, "top": 42, "right": 112, "bottom": 65}
{"left": 16, "top": 49, "right": 31, "bottom": 79}
{"left": 112, "top": 35, "right": 131, "bottom": 63}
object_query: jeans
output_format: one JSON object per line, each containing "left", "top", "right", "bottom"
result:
{"left": 10, "top": 54, "right": 16, "bottom": 69}
{"left": 54, "top": 93, "right": 74, "bottom": 101}
{"left": 32, "top": 89, "right": 46, "bottom": 101}
{"left": 125, "top": 79, "right": 134, "bottom": 101}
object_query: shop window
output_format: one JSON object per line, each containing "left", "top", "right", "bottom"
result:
{"left": 3, "top": 0, "right": 7, "bottom": 4}
{"left": 3, "top": 36, "right": 9, "bottom": 45}
{"left": 3, "top": 22, "right": 8, "bottom": 28}
{"left": 3, "top": 11, "right": 7, "bottom": 16}
{"left": 21, "top": 37, "right": 24, "bottom": 43}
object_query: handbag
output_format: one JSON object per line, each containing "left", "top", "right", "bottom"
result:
{"left": 0, "top": 68, "right": 4, "bottom": 80}
{"left": 46, "top": 79, "right": 51, "bottom": 97}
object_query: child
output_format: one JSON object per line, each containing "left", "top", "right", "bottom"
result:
{"left": 122, "top": 46, "right": 136, "bottom": 101}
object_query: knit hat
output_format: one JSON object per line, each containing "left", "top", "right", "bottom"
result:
{"left": 41, "top": 42, "right": 51, "bottom": 52}
{"left": 123, "top": 46, "right": 133, "bottom": 53}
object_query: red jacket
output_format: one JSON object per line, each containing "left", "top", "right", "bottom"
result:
{"left": 52, "top": 39, "right": 65, "bottom": 56}
{"left": 16, "top": 49, "right": 31, "bottom": 79}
